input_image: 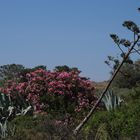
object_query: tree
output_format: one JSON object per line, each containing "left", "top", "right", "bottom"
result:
{"left": 111, "top": 60, "right": 140, "bottom": 88}
{"left": 54, "top": 65, "right": 80, "bottom": 72}
{"left": 0, "top": 64, "right": 24, "bottom": 81}
{"left": 73, "top": 9, "right": 140, "bottom": 135}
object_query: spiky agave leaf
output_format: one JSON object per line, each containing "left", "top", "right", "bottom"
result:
{"left": 102, "top": 90, "right": 123, "bottom": 111}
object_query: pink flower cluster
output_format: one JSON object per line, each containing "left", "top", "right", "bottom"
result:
{"left": 0, "top": 69, "right": 96, "bottom": 112}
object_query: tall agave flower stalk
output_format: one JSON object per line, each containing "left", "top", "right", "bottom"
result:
{"left": 74, "top": 18, "right": 140, "bottom": 135}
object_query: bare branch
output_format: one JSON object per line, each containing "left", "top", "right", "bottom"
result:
{"left": 117, "top": 44, "right": 125, "bottom": 54}
{"left": 131, "top": 48, "right": 140, "bottom": 56}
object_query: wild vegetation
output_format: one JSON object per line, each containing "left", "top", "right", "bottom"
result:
{"left": 0, "top": 8, "right": 139, "bottom": 140}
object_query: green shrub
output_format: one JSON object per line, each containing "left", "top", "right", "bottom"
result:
{"left": 84, "top": 100, "right": 140, "bottom": 139}
{"left": 9, "top": 115, "right": 77, "bottom": 140}
{"left": 112, "top": 60, "right": 140, "bottom": 88}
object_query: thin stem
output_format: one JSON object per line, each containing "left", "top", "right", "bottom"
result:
{"left": 132, "top": 48, "right": 140, "bottom": 56}
{"left": 117, "top": 44, "right": 124, "bottom": 54}
{"left": 134, "top": 32, "right": 136, "bottom": 42}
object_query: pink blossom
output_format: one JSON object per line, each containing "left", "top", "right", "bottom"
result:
{"left": 0, "top": 68, "right": 96, "bottom": 112}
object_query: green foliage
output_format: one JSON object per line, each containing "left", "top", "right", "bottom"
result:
{"left": 95, "top": 123, "right": 111, "bottom": 140}
{"left": 112, "top": 84, "right": 140, "bottom": 102}
{"left": 0, "top": 64, "right": 24, "bottom": 81}
{"left": 33, "top": 65, "right": 47, "bottom": 71}
{"left": 0, "top": 93, "right": 13, "bottom": 139}
{"left": 8, "top": 115, "right": 78, "bottom": 140}
{"left": 84, "top": 99, "right": 140, "bottom": 139}
{"left": 0, "top": 93, "right": 12, "bottom": 109}
{"left": 54, "top": 65, "right": 80, "bottom": 73}
{"left": 0, "top": 92, "right": 32, "bottom": 139}
{"left": 44, "top": 93, "right": 77, "bottom": 114}
{"left": 111, "top": 60, "right": 140, "bottom": 88}
{"left": 0, "top": 64, "right": 47, "bottom": 83}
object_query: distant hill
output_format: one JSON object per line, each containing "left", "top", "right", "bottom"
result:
{"left": 92, "top": 81, "right": 108, "bottom": 91}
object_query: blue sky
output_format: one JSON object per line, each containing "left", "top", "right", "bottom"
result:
{"left": 0, "top": 0, "right": 139, "bottom": 81}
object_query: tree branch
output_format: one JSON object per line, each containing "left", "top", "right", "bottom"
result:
{"left": 131, "top": 48, "right": 140, "bottom": 56}
{"left": 117, "top": 44, "right": 125, "bottom": 54}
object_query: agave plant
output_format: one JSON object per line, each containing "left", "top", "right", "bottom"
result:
{"left": 102, "top": 90, "right": 123, "bottom": 111}
{"left": 0, "top": 93, "right": 32, "bottom": 139}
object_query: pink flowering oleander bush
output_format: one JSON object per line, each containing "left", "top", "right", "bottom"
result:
{"left": 0, "top": 68, "right": 96, "bottom": 114}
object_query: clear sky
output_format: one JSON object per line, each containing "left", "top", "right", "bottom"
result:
{"left": 0, "top": 0, "right": 139, "bottom": 81}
